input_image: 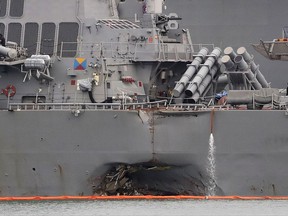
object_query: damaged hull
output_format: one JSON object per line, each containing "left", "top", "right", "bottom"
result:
{"left": 1, "top": 0, "right": 288, "bottom": 198}
{"left": 0, "top": 109, "right": 287, "bottom": 196}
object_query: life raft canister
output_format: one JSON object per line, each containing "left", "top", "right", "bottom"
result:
{"left": 1, "top": 84, "right": 16, "bottom": 97}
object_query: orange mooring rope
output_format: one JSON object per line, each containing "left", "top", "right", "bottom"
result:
{"left": 1, "top": 195, "right": 288, "bottom": 201}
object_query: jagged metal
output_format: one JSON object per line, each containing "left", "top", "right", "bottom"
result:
{"left": 173, "top": 48, "right": 208, "bottom": 97}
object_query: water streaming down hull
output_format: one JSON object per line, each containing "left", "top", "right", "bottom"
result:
{"left": 207, "top": 133, "right": 217, "bottom": 196}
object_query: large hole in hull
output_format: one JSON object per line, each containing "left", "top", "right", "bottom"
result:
{"left": 93, "top": 161, "right": 223, "bottom": 196}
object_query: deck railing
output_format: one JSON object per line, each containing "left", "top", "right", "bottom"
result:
{"left": 8, "top": 100, "right": 238, "bottom": 112}
{"left": 38, "top": 41, "right": 214, "bottom": 62}
{"left": 8, "top": 100, "right": 168, "bottom": 111}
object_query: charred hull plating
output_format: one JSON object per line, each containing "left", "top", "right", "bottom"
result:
{"left": 0, "top": 0, "right": 288, "bottom": 196}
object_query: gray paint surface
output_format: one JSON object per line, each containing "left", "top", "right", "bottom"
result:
{"left": 0, "top": 109, "right": 287, "bottom": 196}
{"left": 7, "top": 23, "right": 21, "bottom": 45}
{"left": 9, "top": 0, "right": 24, "bottom": 17}
{"left": 58, "top": 22, "right": 79, "bottom": 57}
{"left": 40, "top": 23, "right": 55, "bottom": 55}
{"left": 0, "top": 23, "right": 5, "bottom": 35}
{"left": 0, "top": 0, "right": 287, "bottom": 197}
{"left": 0, "top": 0, "right": 7, "bottom": 17}
{"left": 24, "top": 23, "right": 38, "bottom": 55}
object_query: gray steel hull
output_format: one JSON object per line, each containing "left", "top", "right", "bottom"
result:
{"left": 1, "top": 0, "right": 288, "bottom": 197}
{"left": 0, "top": 109, "right": 287, "bottom": 196}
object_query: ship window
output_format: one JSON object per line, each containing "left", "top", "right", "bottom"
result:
{"left": 7, "top": 23, "right": 22, "bottom": 45}
{"left": 9, "top": 0, "right": 24, "bottom": 17}
{"left": 0, "top": 0, "right": 7, "bottom": 17}
{"left": 24, "top": 23, "right": 38, "bottom": 55}
{"left": 40, "top": 23, "right": 56, "bottom": 56}
{"left": 57, "top": 22, "right": 79, "bottom": 57}
{"left": 0, "top": 23, "right": 5, "bottom": 35}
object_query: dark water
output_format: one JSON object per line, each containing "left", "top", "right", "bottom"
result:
{"left": 0, "top": 200, "right": 287, "bottom": 216}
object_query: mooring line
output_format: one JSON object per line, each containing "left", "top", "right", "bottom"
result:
{"left": 1, "top": 195, "right": 288, "bottom": 201}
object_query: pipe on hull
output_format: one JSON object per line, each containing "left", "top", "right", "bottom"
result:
{"left": 0, "top": 45, "right": 17, "bottom": 59}
{"left": 234, "top": 55, "right": 262, "bottom": 90}
{"left": 173, "top": 48, "right": 208, "bottom": 97}
{"left": 217, "top": 74, "right": 228, "bottom": 84}
{"left": 221, "top": 55, "right": 235, "bottom": 71}
{"left": 224, "top": 47, "right": 237, "bottom": 60}
{"left": 185, "top": 47, "right": 221, "bottom": 97}
{"left": 234, "top": 55, "right": 249, "bottom": 71}
{"left": 187, "top": 64, "right": 219, "bottom": 103}
{"left": 237, "top": 47, "right": 269, "bottom": 88}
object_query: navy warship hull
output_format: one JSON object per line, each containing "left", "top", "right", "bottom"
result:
{"left": 0, "top": 109, "right": 287, "bottom": 196}
{"left": 0, "top": 0, "right": 288, "bottom": 196}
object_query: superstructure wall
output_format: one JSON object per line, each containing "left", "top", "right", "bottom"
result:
{"left": 119, "top": 0, "right": 288, "bottom": 87}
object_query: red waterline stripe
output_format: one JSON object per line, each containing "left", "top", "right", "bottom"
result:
{"left": 0, "top": 196, "right": 288, "bottom": 201}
